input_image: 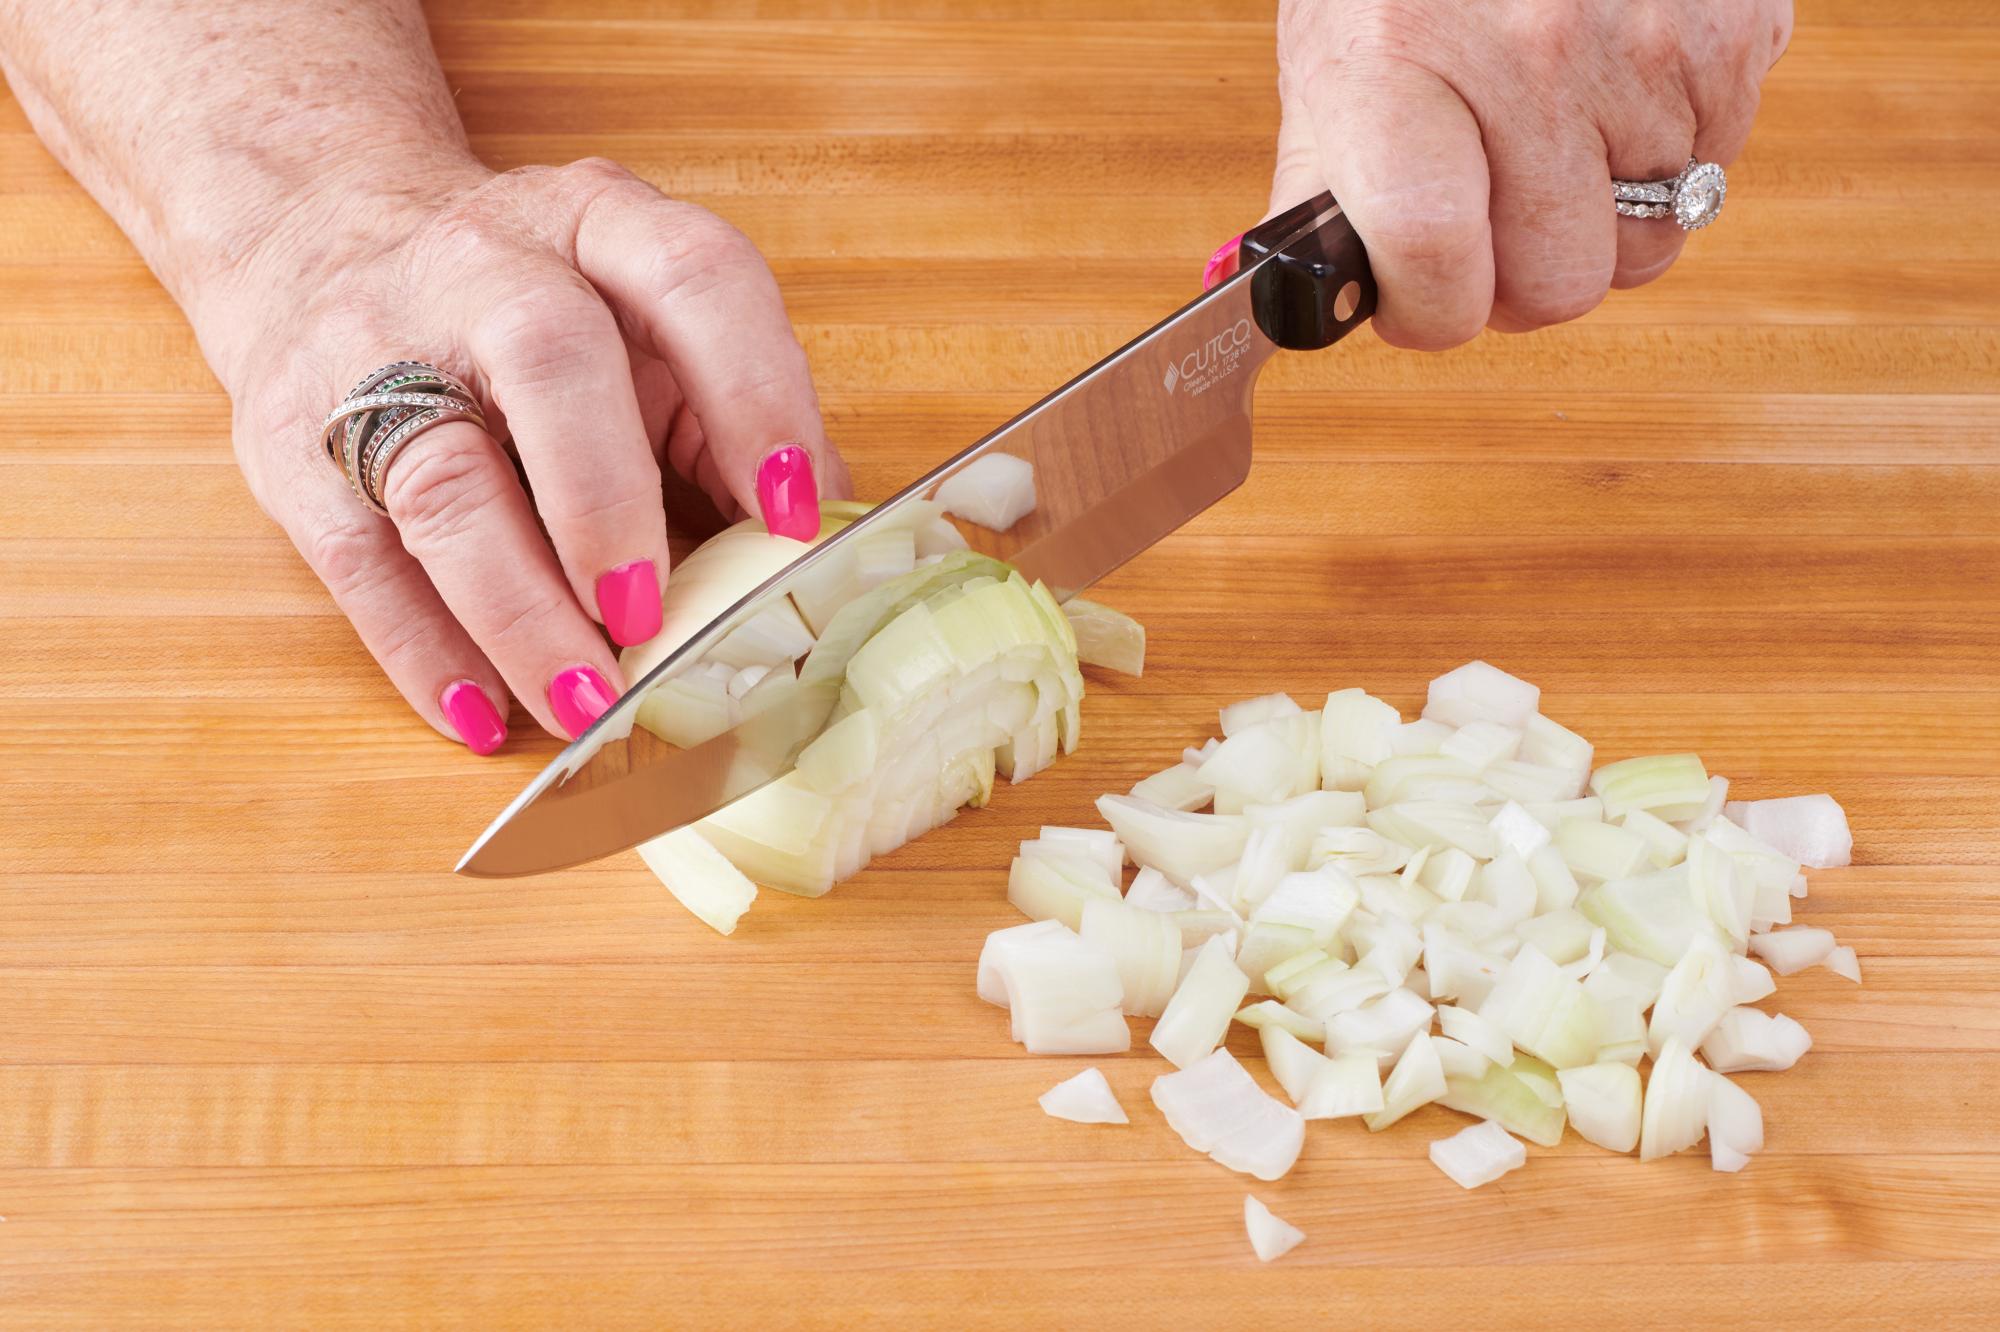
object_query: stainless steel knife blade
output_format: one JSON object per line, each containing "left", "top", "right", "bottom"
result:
{"left": 458, "top": 194, "right": 1369, "bottom": 877}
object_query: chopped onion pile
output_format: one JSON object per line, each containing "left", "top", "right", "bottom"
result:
{"left": 622, "top": 500, "right": 1130, "bottom": 935}
{"left": 984, "top": 661, "right": 1864, "bottom": 1257}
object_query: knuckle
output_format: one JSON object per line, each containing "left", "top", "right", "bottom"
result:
{"left": 478, "top": 279, "right": 617, "bottom": 385}
{"left": 636, "top": 209, "right": 773, "bottom": 309}
{"left": 304, "top": 517, "right": 392, "bottom": 603}
{"left": 1499, "top": 270, "right": 1610, "bottom": 329}
{"left": 484, "top": 587, "right": 572, "bottom": 656}
{"left": 558, "top": 156, "right": 638, "bottom": 193}
{"left": 1624, "top": 8, "right": 1681, "bottom": 72}
{"left": 1363, "top": 190, "right": 1489, "bottom": 275}
{"left": 380, "top": 429, "right": 509, "bottom": 549}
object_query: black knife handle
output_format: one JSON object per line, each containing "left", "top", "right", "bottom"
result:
{"left": 1239, "top": 192, "right": 1376, "bottom": 351}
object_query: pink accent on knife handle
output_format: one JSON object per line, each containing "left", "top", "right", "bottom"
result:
{"left": 440, "top": 680, "right": 507, "bottom": 756}
{"left": 756, "top": 444, "right": 820, "bottom": 542}
{"left": 548, "top": 664, "right": 616, "bottom": 740}
{"left": 1202, "top": 232, "right": 1245, "bottom": 290}
{"left": 596, "top": 558, "right": 663, "bottom": 647}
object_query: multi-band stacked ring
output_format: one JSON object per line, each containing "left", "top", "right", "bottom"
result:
{"left": 318, "top": 360, "right": 488, "bottom": 515}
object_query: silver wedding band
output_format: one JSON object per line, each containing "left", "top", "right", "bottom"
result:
{"left": 319, "top": 361, "right": 487, "bottom": 515}
{"left": 1613, "top": 158, "right": 1727, "bottom": 231}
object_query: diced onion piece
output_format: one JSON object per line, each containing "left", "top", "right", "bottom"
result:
{"left": 1639, "top": 1037, "right": 1709, "bottom": 1162}
{"left": 1555, "top": 818, "right": 1651, "bottom": 884}
{"left": 1519, "top": 713, "right": 1593, "bottom": 794}
{"left": 1687, "top": 832, "right": 1752, "bottom": 947}
{"left": 1299, "top": 1051, "right": 1385, "bottom": 1119}
{"left": 1428, "top": 1120, "right": 1527, "bottom": 1190}
{"left": 1321, "top": 688, "right": 1402, "bottom": 790}
{"left": 1125, "top": 866, "right": 1197, "bottom": 913}
{"left": 1490, "top": 801, "right": 1553, "bottom": 860}
{"left": 1707, "top": 1070, "right": 1764, "bottom": 1173}
{"left": 1368, "top": 801, "right": 1497, "bottom": 860}
{"left": 1150, "top": 1049, "right": 1304, "bottom": 1181}
{"left": 1150, "top": 935, "right": 1252, "bottom": 1069}
{"left": 1038, "top": 1067, "right": 1128, "bottom": 1124}
{"left": 1310, "top": 826, "right": 1413, "bottom": 876}
{"left": 1423, "top": 925, "right": 1507, "bottom": 1009}
{"left": 1097, "top": 795, "right": 1249, "bottom": 886}
{"left": 1556, "top": 1061, "right": 1642, "bottom": 1153}
{"left": 977, "top": 920, "right": 1067, "bottom": 1005}
{"left": 1082, "top": 897, "right": 1183, "bottom": 1017}
{"left": 934, "top": 452, "right": 1036, "bottom": 530}
{"left": 1748, "top": 926, "right": 1837, "bottom": 975}
{"left": 1235, "top": 1000, "right": 1323, "bottom": 1043}
{"left": 1590, "top": 753, "right": 1710, "bottom": 821}
{"left": 1394, "top": 718, "right": 1454, "bottom": 756}
{"left": 1437, "top": 1003, "right": 1515, "bottom": 1068}
{"left": 1423, "top": 660, "right": 1540, "bottom": 730}
{"left": 1825, "top": 945, "right": 1863, "bottom": 983}
{"left": 1582, "top": 951, "right": 1670, "bottom": 1012}
{"left": 1527, "top": 844, "right": 1581, "bottom": 914}
{"left": 1129, "top": 761, "right": 1214, "bottom": 813}
{"left": 636, "top": 826, "right": 759, "bottom": 936}
{"left": 1061, "top": 597, "right": 1145, "bottom": 677}
{"left": 979, "top": 921, "right": 1129, "bottom": 1055}
{"left": 1364, "top": 1031, "right": 1448, "bottom": 1131}
{"left": 1478, "top": 945, "right": 1601, "bottom": 1070}
{"left": 1620, "top": 807, "right": 1689, "bottom": 869}
{"left": 1259, "top": 1023, "right": 1330, "bottom": 1103}
{"left": 1729, "top": 955, "right": 1777, "bottom": 1005}
{"left": 1244, "top": 1196, "right": 1306, "bottom": 1262}
{"left": 1441, "top": 1053, "right": 1567, "bottom": 1147}
{"left": 1675, "top": 775, "right": 1730, "bottom": 834}
{"left": 1701, "top": 1008, "right": 1812, "bottom": 1072}
{"left": 1649, "top": 933, "right": 1736, "bottom": 1054}
{"left": 1514, "top": 908, "right": 1596, "bottom": 967}
{"left": 1729, "top": 794, "right": 1853, "bottom": 869}
{"left": 1440, "top": 721, "right": 1523, "bottom": 770}
{"left": 1325, "top": 988, "right": 1433, "bottom": 1066}
{"left": 1200, "top": 714, "right": 1319, "bottom": 812}
{"left": 1578, "top": 865, "right": 1706, "bottom": 967}
{"left": 1220, "top": 692, "right": 1304, "bottom": 736}
{"left": 1008, "top": 850, "right": 1120, "bottom": 929}
{"left": 1265, "top": 949, "right": 1333, "bottom": 1001}
{"left": 1432, "top": 1035, "right": 1490, "bottom": 1080}
{"left": 1033, "top": 825, "right": 1124, "bottom": 882}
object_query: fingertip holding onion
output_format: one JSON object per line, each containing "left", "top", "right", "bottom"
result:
{"left": 439, "top": 678, "right": 507, "bottom": 755}
{"left": 547, "top": 662, "right": 616, "bottom": 739}
{"left": 755, "top": 444, "right": 820, "bottom": 542}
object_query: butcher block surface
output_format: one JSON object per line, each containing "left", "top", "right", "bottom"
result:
{"left": 2, "top": 1, "right": 1998, "bottom": 1325}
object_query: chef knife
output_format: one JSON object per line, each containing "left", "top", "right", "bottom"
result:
{"left": 457, "top": 192, "right": 1375, "bottom": 877}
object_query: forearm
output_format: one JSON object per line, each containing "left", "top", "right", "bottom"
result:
{"left": 0, "top": 0, "right": 485, "bottom": 382}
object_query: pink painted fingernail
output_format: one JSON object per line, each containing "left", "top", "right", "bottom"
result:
{"left": 756, "top": 444, "right": 820, "bottom": 542}
{"left": 548, "top": 664, "right": 616, "bottom": 740}
{"left": 440, "top": 679, "right": 507, "bottom": 756}
{"left": 596, "top": 558, "right": 663, "bottom": 647}
{"left": 1202, "top": 233, "right": 1245, "bottom": 290}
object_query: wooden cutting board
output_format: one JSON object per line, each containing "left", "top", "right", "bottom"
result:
{"left": 2, "top": 1, "right": 1997, "bottom": 1325}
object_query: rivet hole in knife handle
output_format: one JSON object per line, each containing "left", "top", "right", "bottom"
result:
{"left": 1239, "top": 191, "right": 1378, "bottom": 351}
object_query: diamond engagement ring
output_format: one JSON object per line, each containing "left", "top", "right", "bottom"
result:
{"left": 1613, "top": 158, "right": 1727, "bottom": 231}
{"left": 318, "top": 361, "right": 488, "bottom": 515}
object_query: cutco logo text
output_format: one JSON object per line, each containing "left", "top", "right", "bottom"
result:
{"left": 1163, "top": 318, "right": 1253, "bottom": 397}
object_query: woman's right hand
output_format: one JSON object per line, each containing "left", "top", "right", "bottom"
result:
{"left": 200, "top": 156, "right": 852, "bottom": 753}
